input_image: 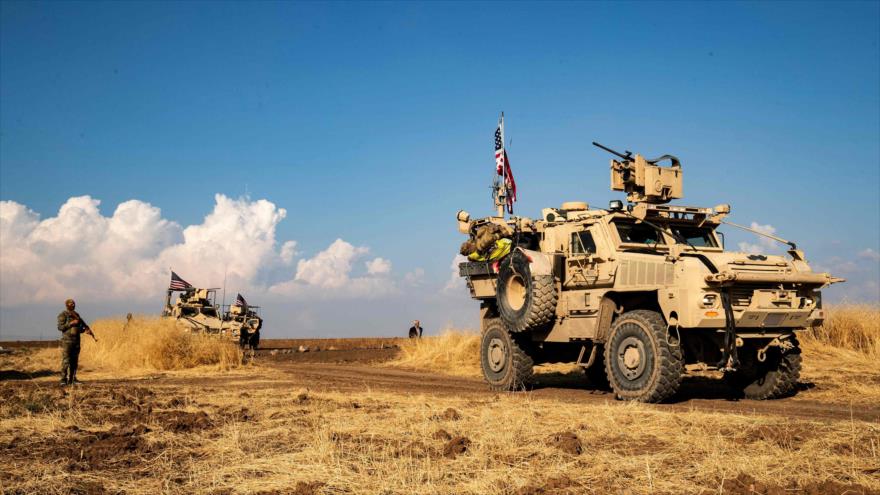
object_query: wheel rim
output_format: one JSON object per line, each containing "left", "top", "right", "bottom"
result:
{"left": 616, "top": 335, "right": 647, "bottom": 381}
{"left": 487, "top": 337, "right": 506, "bottom": 372}
{"left": 505, "top": 275, "right": 526, "bottom": 310}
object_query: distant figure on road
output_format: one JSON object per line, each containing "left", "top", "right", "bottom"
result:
{"left": 408, "top": 320, "right": 423, "bottom": 339}
{"left": 56, "top": 299, "right": 95, "bottom": 386}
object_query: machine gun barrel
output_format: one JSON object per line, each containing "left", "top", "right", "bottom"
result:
{"left": 592, "top": 141, "right": 632, "bottom": 161}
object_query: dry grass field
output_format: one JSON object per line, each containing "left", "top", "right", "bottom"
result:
{"left": 1, "top": 306, "right": 879, "bottom": 495}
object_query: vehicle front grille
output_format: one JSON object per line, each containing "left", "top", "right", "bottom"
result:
{"left": 726, "top": 285, "right": 791, "bottom": 308}
{"left": 729, "top": 287, "right": 754, "bottom": 307}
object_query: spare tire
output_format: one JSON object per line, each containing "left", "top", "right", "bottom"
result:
{"left": 496, "top": 250, "right": 557, "bottom": 333}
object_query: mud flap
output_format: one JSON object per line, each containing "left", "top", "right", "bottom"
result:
{"left": 717, "top": 289, "right": 739, "bottom": 370}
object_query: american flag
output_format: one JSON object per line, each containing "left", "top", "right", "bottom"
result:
{"left": 169, "top": 271, "right": 193, "bottom": 291}
{"left": 234, "top": 293, "right": 248, "bottom": 307}
{"left": 494, "top": 119, "right": 517, "bottom": 213}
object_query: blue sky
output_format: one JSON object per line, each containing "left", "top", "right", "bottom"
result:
{"left": 1, "top": 1, "right": 878, "bottom": 338}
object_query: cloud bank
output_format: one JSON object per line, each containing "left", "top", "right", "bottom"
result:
{"left": 0, "top": 195, "right": 396, "bottom": 307}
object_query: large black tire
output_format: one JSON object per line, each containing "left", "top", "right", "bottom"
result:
{"left": 604, "top": 310, "right": 683, "bottom": 403}
{"left": 496, "top": 251, "right": 557, "bottom": 333}
{"left": 724, "top": 335, "right": 801, "bottom": 400}
{"left": 480, "top": 319, "right": 534, "bottom": 391}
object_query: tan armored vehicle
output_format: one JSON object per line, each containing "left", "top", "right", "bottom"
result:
{"left": 161, "top": 288, "right": 262, "bottom": 347}
{"left": 224, "top": 303, "right": 263, "bottom": 349}
{"left": 456, "top": 142, "right": 843, "bottom": 403}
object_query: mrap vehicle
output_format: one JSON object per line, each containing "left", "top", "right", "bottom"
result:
{"left": 455, "top": 142, "right": 842, "bottom": 403}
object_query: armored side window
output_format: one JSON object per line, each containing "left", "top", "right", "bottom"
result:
{"left": 571, "top": 230, "right": 597, "bottom": 255}
{"left": 615, "top": 221, "right": 665, "bottom": 245}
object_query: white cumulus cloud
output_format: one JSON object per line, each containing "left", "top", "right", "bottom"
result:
{"left": 443, "top": 254, "right": 468, "bottom": 292}
{"left": 737, "top": 222, "right": 782, "bottom": 255}
{"left": 858, "top": 248, "right": 880, "bottom": 262}
{"left": 365, "top": 257, "right": 392, "bottom": 276}
{"left": 268, "top": 239, "right": 396, "bottom": 298}
{"left": 0, "top": 195, "right": 396, "bottom": 307}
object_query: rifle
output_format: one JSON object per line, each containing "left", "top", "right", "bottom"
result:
{"left": 68, "top": 310, "right": 98, "bottom": 342}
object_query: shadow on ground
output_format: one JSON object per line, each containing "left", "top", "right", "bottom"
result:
{"left": 530, "top": 369, "right": 815, "bottom": 403}
{"left": 0, "top": 370, "right": 56, "bottom": 381}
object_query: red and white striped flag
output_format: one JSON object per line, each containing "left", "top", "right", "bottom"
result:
{"left": 494, "top": 117, "right": 517, "bottom": 213}
{"left": 169, "top": 271, "right": 193, "bottom": 291}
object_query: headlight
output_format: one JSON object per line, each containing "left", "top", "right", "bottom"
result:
{"left": 701, "top": 294, "right": 718, "bottom": 307}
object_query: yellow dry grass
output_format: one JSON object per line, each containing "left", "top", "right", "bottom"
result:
{"left": 3, "top": 316, "right": 241, "bottom": 377}
{"left": 801, "top": 304, "right": 880, "bottom": 359}
{"left": 388, "top": 330, "right": 481, "bottom": 377}
{"left": 1, "top": 369, "right": 877, "bottom": 495}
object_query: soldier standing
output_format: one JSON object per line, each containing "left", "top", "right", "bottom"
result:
{"left": 56, "top": 299, "right": 95, "bottom": 386}
{"left": 408, "top": 320, "right": 423, "bottom": 339}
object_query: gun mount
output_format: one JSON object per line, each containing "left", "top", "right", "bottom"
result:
{"left": 594, "top": 142, "right": 683, "bottom": 205}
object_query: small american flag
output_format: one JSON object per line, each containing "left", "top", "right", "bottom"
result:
{"left": 234, "top": 293, "right": 248, "bottom": 307}
{"left": 494, "top": 118, "right": 517, "bottom": 213}
{"left": 169, "top": 271, "right": 193, "bottom": 291}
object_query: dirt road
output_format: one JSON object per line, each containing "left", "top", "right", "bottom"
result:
{"left": 161, "top": 339, "right": 880, "bottom": 423}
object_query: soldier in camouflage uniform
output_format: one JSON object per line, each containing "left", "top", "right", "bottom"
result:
{"left": 57, "top": 299, "right": 93, "bottom": 386}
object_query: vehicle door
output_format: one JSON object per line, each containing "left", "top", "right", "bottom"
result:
{"left": 565, "top": 225, "right": 600, "bottom": 290}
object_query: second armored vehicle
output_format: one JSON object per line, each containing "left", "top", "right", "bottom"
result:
{"left": 456, "top": 142, "right": 842, "bottom": 403}
{"left": 162, "top": 288, "right": 263, "bottom": 348}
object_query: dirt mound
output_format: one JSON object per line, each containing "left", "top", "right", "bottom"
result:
{"left": 0, "top": 387, "right": 64, "bottom": 416}
{"left": 218, "top": 406, "right": 254, "bottom": 422}
{"left": 514, "top": 476, "right": 576, "bottom": 495}
{"left": 433, "top": 429, "right": 452, "bottom": 441}
{"left": 718, "top": 473, "right": 880, "bottom": 495}
{"left": 69, "top": 480, "right": 108, "bottom": 495}
{"left": 548, "top": 431, "right": 582, "bottom": 455}
{"left": 442, "top": 436, "right": 470, "bottom": 458}
{"left": 61, "top": 424, "right": 153, "bottom": 470}
{"left": 430, "top": 407, "right": 462, "bottom": 421}
{"left": 442, "top": 407, "right": 461, "bottom": 420}
{"left": 154, "top": 410, "right": 213, "bottom": 433}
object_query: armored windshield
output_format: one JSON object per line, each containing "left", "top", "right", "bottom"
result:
{"left": 668, "top": 225, "right": 718, "bottom": 247}
{"left": 615, "top": 221, "right": 665, "bottom": 245}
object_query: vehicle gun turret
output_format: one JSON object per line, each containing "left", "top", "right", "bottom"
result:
{"left": 593, "top": 141, "right": 683, "bottom": 204}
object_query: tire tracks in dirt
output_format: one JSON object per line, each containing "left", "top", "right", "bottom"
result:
{"left": 273, "top": 362, "right": 880, "bottom": 423}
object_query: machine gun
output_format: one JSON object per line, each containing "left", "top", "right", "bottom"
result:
{"left": 593, "top": 141, "right": 683, "bottom": 204}
{"left": 592, "top": 141, "right": 633, "bottom": 161}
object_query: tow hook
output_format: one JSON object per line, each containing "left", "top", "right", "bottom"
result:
{"left": 756, "top": 337, "right": 794, "bottom": 363}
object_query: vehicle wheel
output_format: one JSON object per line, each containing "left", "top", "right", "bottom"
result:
{"left": 724, "top": 336, "right": 801, "bottom": 400}
{"left": 480, "top": 319, "right": 534, "bottom": 391}
{"left": 605, "top": 310, "right": 683, "bottom": 403}
{"left": 496, "top": 250, "right": 557, "bottom": 333}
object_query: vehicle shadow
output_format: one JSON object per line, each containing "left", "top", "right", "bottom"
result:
{"left": 530, "top": 370, "right": 775, "bottom": 402}
{"left": 0, "top": 369, "right": 56, "bottom": 381}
